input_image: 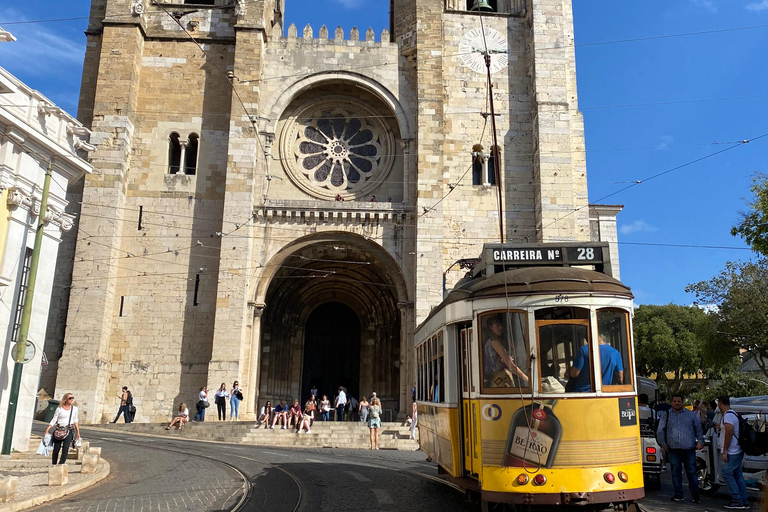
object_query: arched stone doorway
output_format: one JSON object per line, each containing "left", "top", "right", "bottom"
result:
{"left": 255, "top": 235, "right": 408, "bottom": 421}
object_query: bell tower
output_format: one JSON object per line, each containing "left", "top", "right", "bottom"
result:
{"left": 390, "top": 0, "right": 591, "bottom": 322}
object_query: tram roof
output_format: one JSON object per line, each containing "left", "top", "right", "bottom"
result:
{"left": 444, "top": 266, "right": 633, "bottom": 305}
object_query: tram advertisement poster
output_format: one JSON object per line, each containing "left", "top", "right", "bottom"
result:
{"left": 479, "top": 398, "right": 639, "bottom": 469}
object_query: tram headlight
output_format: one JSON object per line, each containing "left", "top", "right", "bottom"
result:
{"left": 532, "top": 474, "right": 547, "bottom": 486}
{"left": 603, "top": 472, "right": 615, "bottom": 484}
{"left": 618, "top": 471, "right": 629, "bottom": 483}
{"left": 516, "top": 474, "right": 529, "bottom": 485}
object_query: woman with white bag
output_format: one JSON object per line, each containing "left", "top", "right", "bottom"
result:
{"left": 43, "top": 393, "right": 81, "bottom": 465}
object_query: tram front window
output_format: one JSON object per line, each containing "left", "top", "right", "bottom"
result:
{"left": 596, "top": 309, "right": 633, "bottom": 391}
{"left": 480, "top": 311, "right": 530, "bottom": 392}
{"left": 537, "top": 323, "right": 591, "bottom": 393}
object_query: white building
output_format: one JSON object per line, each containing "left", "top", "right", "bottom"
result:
{"left": 0, "top": 64, "right": 92, "bottom": 451}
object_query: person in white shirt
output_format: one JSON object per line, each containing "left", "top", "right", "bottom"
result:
{"left": 166, "top": 403, "right": 189, "bottom": 430}
{"left": 43, "top": 393, "right": 80, "bottom": 465}
{"left": 334, "top": 387, "right": 347, "bottom": 422}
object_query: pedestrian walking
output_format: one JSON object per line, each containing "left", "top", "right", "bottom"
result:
{"left": 359, "top": 396, "right": 369, "bottom": 423}
{"left": 230, "top": 381, "right": 243, "bottom": 421}
{"left": 112, "top": 386, "right": 132, "bottom": 423}
{"left": 656, "top": 394, "right": 703, "bottom": 504}
{"left": 165, "top": 403, "right": 189, "bottom": 430}
{"left": 214, "top": 383, "right": 229, "bottom": 421}
{"left": 410, "top": 400, "right": 418, "bottom": 440}
{"left": 368, "top": 397, "right": 382, "bottom": 449}
{"left": 718, "top": 396, "right": 750, "bottom": 510}
{"left": 320, "top": 395, "right": 331, "bottom": 421}
{"left": 348, "top": 395, "right": 359, "bottom": 421}
{"left": 44, "top": 393, "right": 80, "bottom": 465}
{"left": 194, "top": 386, "right": 208, "bottom": 421}
{"left": 335, "top": 387, "right": 347, "bottom": 421}
{"left": 310, "top": 385, "right": 318, "bottom": 401}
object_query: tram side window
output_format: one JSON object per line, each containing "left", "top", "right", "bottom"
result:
{"left": 479, "top": 311, "right": 530, "bottom": 392}
{"left": 596, "top": 309, "right": 633, "bottom": 390}
{"left": 537, "top": 322, "right": 591, "bottom": 393}
{"left": 426, "top": 333, "right": 445, "bottom": 403}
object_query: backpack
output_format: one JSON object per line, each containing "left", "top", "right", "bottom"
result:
{"left": 725, "top": 410, "right": 764, "bottom": 456}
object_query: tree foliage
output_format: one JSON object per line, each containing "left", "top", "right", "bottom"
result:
{"left": 700, "top": 370, "right": 768, "bottom": 403}
{"left": 687, "top": 259, "right": 768, "bottom": 380}
{"left": 731, "top": 173, "right": 768, "bottom": 257}
{"left": 633, "top": 304, "right": 724, "bottom": 393}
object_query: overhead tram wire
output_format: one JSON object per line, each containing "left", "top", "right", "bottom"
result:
{"left": 538, "top": 132, "right": 768, "bottom": 235}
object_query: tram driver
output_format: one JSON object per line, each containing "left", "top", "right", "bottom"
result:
{"left": 568, "top": 330, "right": 623, "bottom": 392}
{"left": 483, "top": 314, "right": 529, "bottom": 388}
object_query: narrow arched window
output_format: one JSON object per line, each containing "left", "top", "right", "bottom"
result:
{"left": 487, "top": 147, "right": 498, "bottom": 186}
{"left": 185, "top": 133, "right": 199, "bottom": 175}
{"left": 168, "top": 132, "right": 181, "bottom": 174}
{"left": 472, "top": 155, "right": 484, "bottom": 185}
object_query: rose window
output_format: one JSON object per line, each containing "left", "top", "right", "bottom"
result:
{"left": 280, "top": 101, "right": 395, "bottom": 199}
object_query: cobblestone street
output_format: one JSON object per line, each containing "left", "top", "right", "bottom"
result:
{"left": 28, "top": 425, "right": 762, "bottom": 512}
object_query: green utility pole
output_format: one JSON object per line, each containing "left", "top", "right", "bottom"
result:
{"left": 1, "top": 160, "right": 52, "bottom": 455}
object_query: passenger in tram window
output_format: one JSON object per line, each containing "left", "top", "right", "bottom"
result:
{"left": 258, "top": 400, "right": 272, "bottom": 427}
{"left": 320, "top": 395, "right": 331, "bottom": 421}
{"left": 569, "top": 330, "right": 623, "bottom": 392}
{"left": 288, "top": 399, "right": 302, "bottom": 428}
{"left": 270, "top": 400, "right": 288, "bottom": 429}
{"left": 483, "top": 314, "right": 529, "bottom": 388}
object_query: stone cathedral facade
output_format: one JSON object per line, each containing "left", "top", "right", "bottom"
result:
{"left": 44, "top": 0, "right": 621, "bottom": 423}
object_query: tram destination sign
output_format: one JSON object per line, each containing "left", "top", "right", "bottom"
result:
{"left": 489, "top": 245, "right": 604, "bottom": 266}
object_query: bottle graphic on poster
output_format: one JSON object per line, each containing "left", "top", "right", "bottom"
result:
{"left": 502, "top": 400, "right": 561, "bottom": 468}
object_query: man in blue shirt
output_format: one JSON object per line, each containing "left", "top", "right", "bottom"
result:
{"left": 569, "top": 332, "right": 623, "bottom": 392}
{"left": 657, "top": 394, "right": 703, "bottom": 504}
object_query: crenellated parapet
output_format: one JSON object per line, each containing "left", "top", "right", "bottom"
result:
{"left": 283, "top": 23, "right": 392, "bottom": 46}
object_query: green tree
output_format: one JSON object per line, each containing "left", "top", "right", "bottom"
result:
{"left": 701, "top": 370, "right": 768, "bottom": 402}
{"left": 633, "top": 304, "right": 722, "bottom": 393}
{"left": 731, "top": 173, "right": 768, "bottom": 257}
{"left": 687, "top": 259, "right": 768, "bottom": 380}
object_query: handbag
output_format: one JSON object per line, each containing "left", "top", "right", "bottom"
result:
{"left": 235, "top": 390, "right": 244, "bottom": 401}
{"left": 53, "top": 407, "right": 73, "bottom": 441}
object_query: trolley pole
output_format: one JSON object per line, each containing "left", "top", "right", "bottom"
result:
{"left": 1, "top": 159, "right": 53, "bottom": 455}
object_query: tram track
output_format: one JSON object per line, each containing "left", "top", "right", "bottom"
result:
{"left": 83, "top": 430, "right": 306, "bottom": 512}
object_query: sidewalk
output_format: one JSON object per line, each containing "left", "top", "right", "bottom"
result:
{"left": 0, "top": 435, "right": 110, "bottom": 512}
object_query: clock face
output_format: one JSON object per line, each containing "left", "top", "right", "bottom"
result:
{"left": 459, "top": 27, "right": 509, "bottom": 75}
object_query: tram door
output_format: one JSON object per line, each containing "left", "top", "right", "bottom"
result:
{"left": 460, "top": 325, "right": 479, "bottom": 477}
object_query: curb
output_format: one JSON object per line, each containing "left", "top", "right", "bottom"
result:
{"left": 0, "top": 459, "right": 110, "bottom": 512}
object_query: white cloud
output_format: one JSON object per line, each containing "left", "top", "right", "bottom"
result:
{"left": 746, "top": 0, "right": 768, "bottom": 11}
{"left": 620, "top": 220, "right": 657, "bottom": 235}
{"left": 656, "top": 134, "right": 674, "bottom": 151}
{"left": 0, "top": 9, "right": 84, "bottom": 78}
{"left": 690, "top": 0, "right": 718, "bottom": 13}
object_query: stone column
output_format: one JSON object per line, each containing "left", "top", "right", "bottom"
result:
{"left": 245, "top": 302, "right": 264, "bottom": 419}
{"left": 398, "top": 301, "right": 414, "bottom": 419}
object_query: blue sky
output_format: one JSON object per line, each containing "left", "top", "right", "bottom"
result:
{"left": 0, "top": 1, "right": 766, "bottom": 305}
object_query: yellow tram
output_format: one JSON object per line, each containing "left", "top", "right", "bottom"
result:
{"left": 414, "top": 243, "right": 643, "bottom": 511}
